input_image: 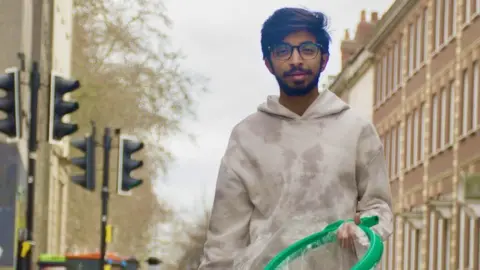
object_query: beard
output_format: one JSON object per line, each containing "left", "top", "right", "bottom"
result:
{"left": 275, "top": 70, "right": 321, "bottom": 97}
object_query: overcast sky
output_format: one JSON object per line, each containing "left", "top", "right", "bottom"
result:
{"left": 155, "top": 0, "right": 395, "bottom": 214}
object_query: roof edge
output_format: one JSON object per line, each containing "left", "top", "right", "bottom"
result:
{"left": 366, "top": 0, "right": 418, "bottom": 52}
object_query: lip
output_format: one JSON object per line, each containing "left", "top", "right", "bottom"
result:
{"left": 288, "top": 73, "right": 308, "bottom": 80}
{"left": 288, "top": 72, "right": 308, "bottom": 76}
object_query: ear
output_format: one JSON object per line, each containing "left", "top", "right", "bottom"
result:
{"left": 320, "top": 54, "right": 329, "bottom": 72}
{"left": 264, "top": 58, "right": 274, "bottom": 74}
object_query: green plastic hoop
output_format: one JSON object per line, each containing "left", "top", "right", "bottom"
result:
{"left": 264, "top": 216, "right": 383, "bottom": 270}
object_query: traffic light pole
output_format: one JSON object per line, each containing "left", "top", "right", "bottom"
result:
{"left": 24, "top": 62, "right": 40, "bottom": 270}
{"left": 100, "top": 127, "right": 111, "bottom": 270}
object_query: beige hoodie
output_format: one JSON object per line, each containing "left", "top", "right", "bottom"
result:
{"left": 198, "top": 90, "right": 393, "bottom": 270}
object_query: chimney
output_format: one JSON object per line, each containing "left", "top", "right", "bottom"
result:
{"left": 340, "top": 29, "right": 358, "bottom": 69}
{"left": 371, "top": 12, "right": 378, "bottom": 23}
{"left": 353, "top": 10, "right": 378, "bottom": 46}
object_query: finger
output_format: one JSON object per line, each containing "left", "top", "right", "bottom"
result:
{"left": 337, "top": 227, "right": 347, "bottom": 247}
{"left": 341, "top": 236, "right": 353, "bottom": 249}
{"left": 354, "top": 214, "right": 361, "bottom": 225}
{"left": 337, "top": 225, "right": 346, "bottom": 238}
{"left": 341, "top": 237, "right": 349, "bottom": 248}
{"left": 346, "top": 223, "right": 355, "bottom": 234}
{"left": 345, "top": 225, "right": 356, "bottom": 249}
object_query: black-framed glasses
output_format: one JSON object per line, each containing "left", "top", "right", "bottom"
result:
{"left": 269, "top": 42, "right": 323, "bottom": 61}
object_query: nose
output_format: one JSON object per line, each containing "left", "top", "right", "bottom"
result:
{"left": 290, "top": 47, "right": 304, "bottom": 65}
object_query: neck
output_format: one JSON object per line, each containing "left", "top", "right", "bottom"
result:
{"left": 279, "top": 87, "right": 319, "bottom": 116}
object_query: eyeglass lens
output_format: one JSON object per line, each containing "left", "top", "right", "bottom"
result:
{"left": 272, "top": 42, "right": 320, "bottom": 60}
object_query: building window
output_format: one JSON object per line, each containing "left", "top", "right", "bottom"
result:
{"left": 387, "top": 237, "right": 394, "bottom": 269}
{"left": 443, "top": 0, "right": 450, "bottom": 41}
{"left": 458, "top": 208, "right": 477, "bottom": 269}
{"left": 420, "top": 103, "right": 426, "bottom": 160}
{"left": 403, "top": 221, "right": 410, "bottom": 270}
{"left": 397, "top": 124, "right": 402, "bottom": 173}
{"left": 432, "top": 94, "right": 438, "bottom": 152}
{"left": 423, "top": 8, "right": 429, "bottom": 60}
{"left": 452, "top": 0, "right": 457, "bottom": 35}
{"left": 393, "top": 42, "right": 398, "bottom": 89}
{"left": 408, "top": 229, "right": 422, "bottom": 270}
{"left": 413, "top": 109, "right": 419, "bottom": 162}
{"left": 440, "top": 88, "right": 447, "bottom": 147}
{"left": 416, "top": 16, "right": 422, "bottom": 67}
{"left": 428, "top": 217, "right": 452, "bottom": 270}
{"left": 435, "top": 0, "right": 441, "bottom": 48}
{"left": 409, "top": 228, "right": 416, "bottom": 270}
{"left": 385, "top": 130, "right": 391, "bottom": 176}
{"left": 428, "top": 212, "right": 435, "bottom": 270}
{"left": 383, "top": 55, "right": 387, "bottom": 100}
{"left": 406, "top": 114, "right": 412, "bottom": 167}
{"left": 388, "top": 49, "right": 393, "bottom": 94}
{"left": 465, "top": 0, "right": 471, "bottom": 22}
{"left": 390, "top": 126, "right": 397, "bottom": 177}
{"left": 376, "top": 63, "right": 382, "bottom": 104}
{"left": 409, "top": 23, "right": 415, "bottom": 74}
{"left": 444, "top": 219, "right": 451, "bottom": 270}
{"left": 459, "top": 209, "right": 466, "bottom": 268}
{"left": 473, "top": 61, "right": 478, "bottom": 130}
{"left": 416, "top": 229, "right": 423, "bottom": 269}
{"left": 449, "top": 82, "right": 455, "bottom": 144}
{"left": 462, "top": 69, "right": 469, "bottom": 135}
{"left": 437, "top": 218, "right": 444, "bottom": 268}
{"left": 399, "top": 36, "right": 403, "bottom": 83}
{"left": 381, "top": 252, "right": 387, "bottom": 270}
{"left": 467, "top": 215, "right": 476, "bottom": 268}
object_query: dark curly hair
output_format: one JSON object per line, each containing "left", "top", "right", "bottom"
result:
{"left": 261, "top": 7, "right": 331, "bottom": 60}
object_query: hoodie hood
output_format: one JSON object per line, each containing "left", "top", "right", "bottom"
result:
{"left": 257, "top": 90, "right": 350, "bottom": 120}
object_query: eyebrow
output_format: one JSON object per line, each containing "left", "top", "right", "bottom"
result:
{"left": 276, "top": 41, "right": 316, "bottom": 46}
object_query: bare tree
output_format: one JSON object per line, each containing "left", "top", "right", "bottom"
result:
{"left": 66, "top": 0, "right": 207, "bottom": 261}
{"left": 151, "top": 196, "right": 210, "bottom": 269}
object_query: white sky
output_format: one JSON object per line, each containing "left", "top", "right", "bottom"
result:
{"left": 155, "top": 0, "right": 395, "bottom": 214}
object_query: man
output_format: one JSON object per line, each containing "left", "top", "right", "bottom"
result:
{"left": 199, "top": 7, "right": 393, "bottom": 270}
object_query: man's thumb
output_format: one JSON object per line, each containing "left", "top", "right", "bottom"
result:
{"left": 354, "top": 214, "right": 361, "bottom": 225}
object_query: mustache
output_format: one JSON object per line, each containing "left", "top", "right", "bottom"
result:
{"left": 283, "top": 67, "right": 313, "bottom": 77}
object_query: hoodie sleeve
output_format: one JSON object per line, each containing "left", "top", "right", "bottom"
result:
{"left": 198, "top": 157, "right": 254, "bottom": 270}
{"left": 355, "top": 122, "right": 394, "bottom": 242}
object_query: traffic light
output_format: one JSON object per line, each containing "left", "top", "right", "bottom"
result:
{"left": 48, "top": 72, "right": 80, "bottom": 143}
{"left": 117, "top": 135, "right": 144, "bottom": 195}
{"left": 0, "top": 67, "right": 21, "bottom": 140}
{"left": 70, "top": 135, "right": 95, "bottom": 191}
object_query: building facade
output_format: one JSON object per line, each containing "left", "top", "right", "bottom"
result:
{"left": 369, "top": 0, "right": 480, "bottom": 269}
{"left": 0, "top": 0, "right": 69, "bottom": 267}
{"left": 332, "top": 0, "right": 480, "bottom": 269}
{"left": 330, "top": 47, "right": 375, "bottom": 120}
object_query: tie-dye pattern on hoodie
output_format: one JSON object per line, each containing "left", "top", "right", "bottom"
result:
{"left": 198, "top": 90, "right": 393, "bottom": 270}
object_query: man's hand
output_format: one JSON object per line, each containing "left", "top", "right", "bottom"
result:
{"left": 336, "top": 214, "right": 361, "bottom": 249}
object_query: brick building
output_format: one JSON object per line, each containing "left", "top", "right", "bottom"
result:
{"left": 331, "top": 0, "right": 480, "bottom": 269}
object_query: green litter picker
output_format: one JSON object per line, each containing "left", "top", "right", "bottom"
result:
{"left": 264, "top": 216, "right": 384, "bottom": 270}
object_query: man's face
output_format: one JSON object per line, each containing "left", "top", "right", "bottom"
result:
{"left": 265, "top": 31, "right": 329, "bottom": 96}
